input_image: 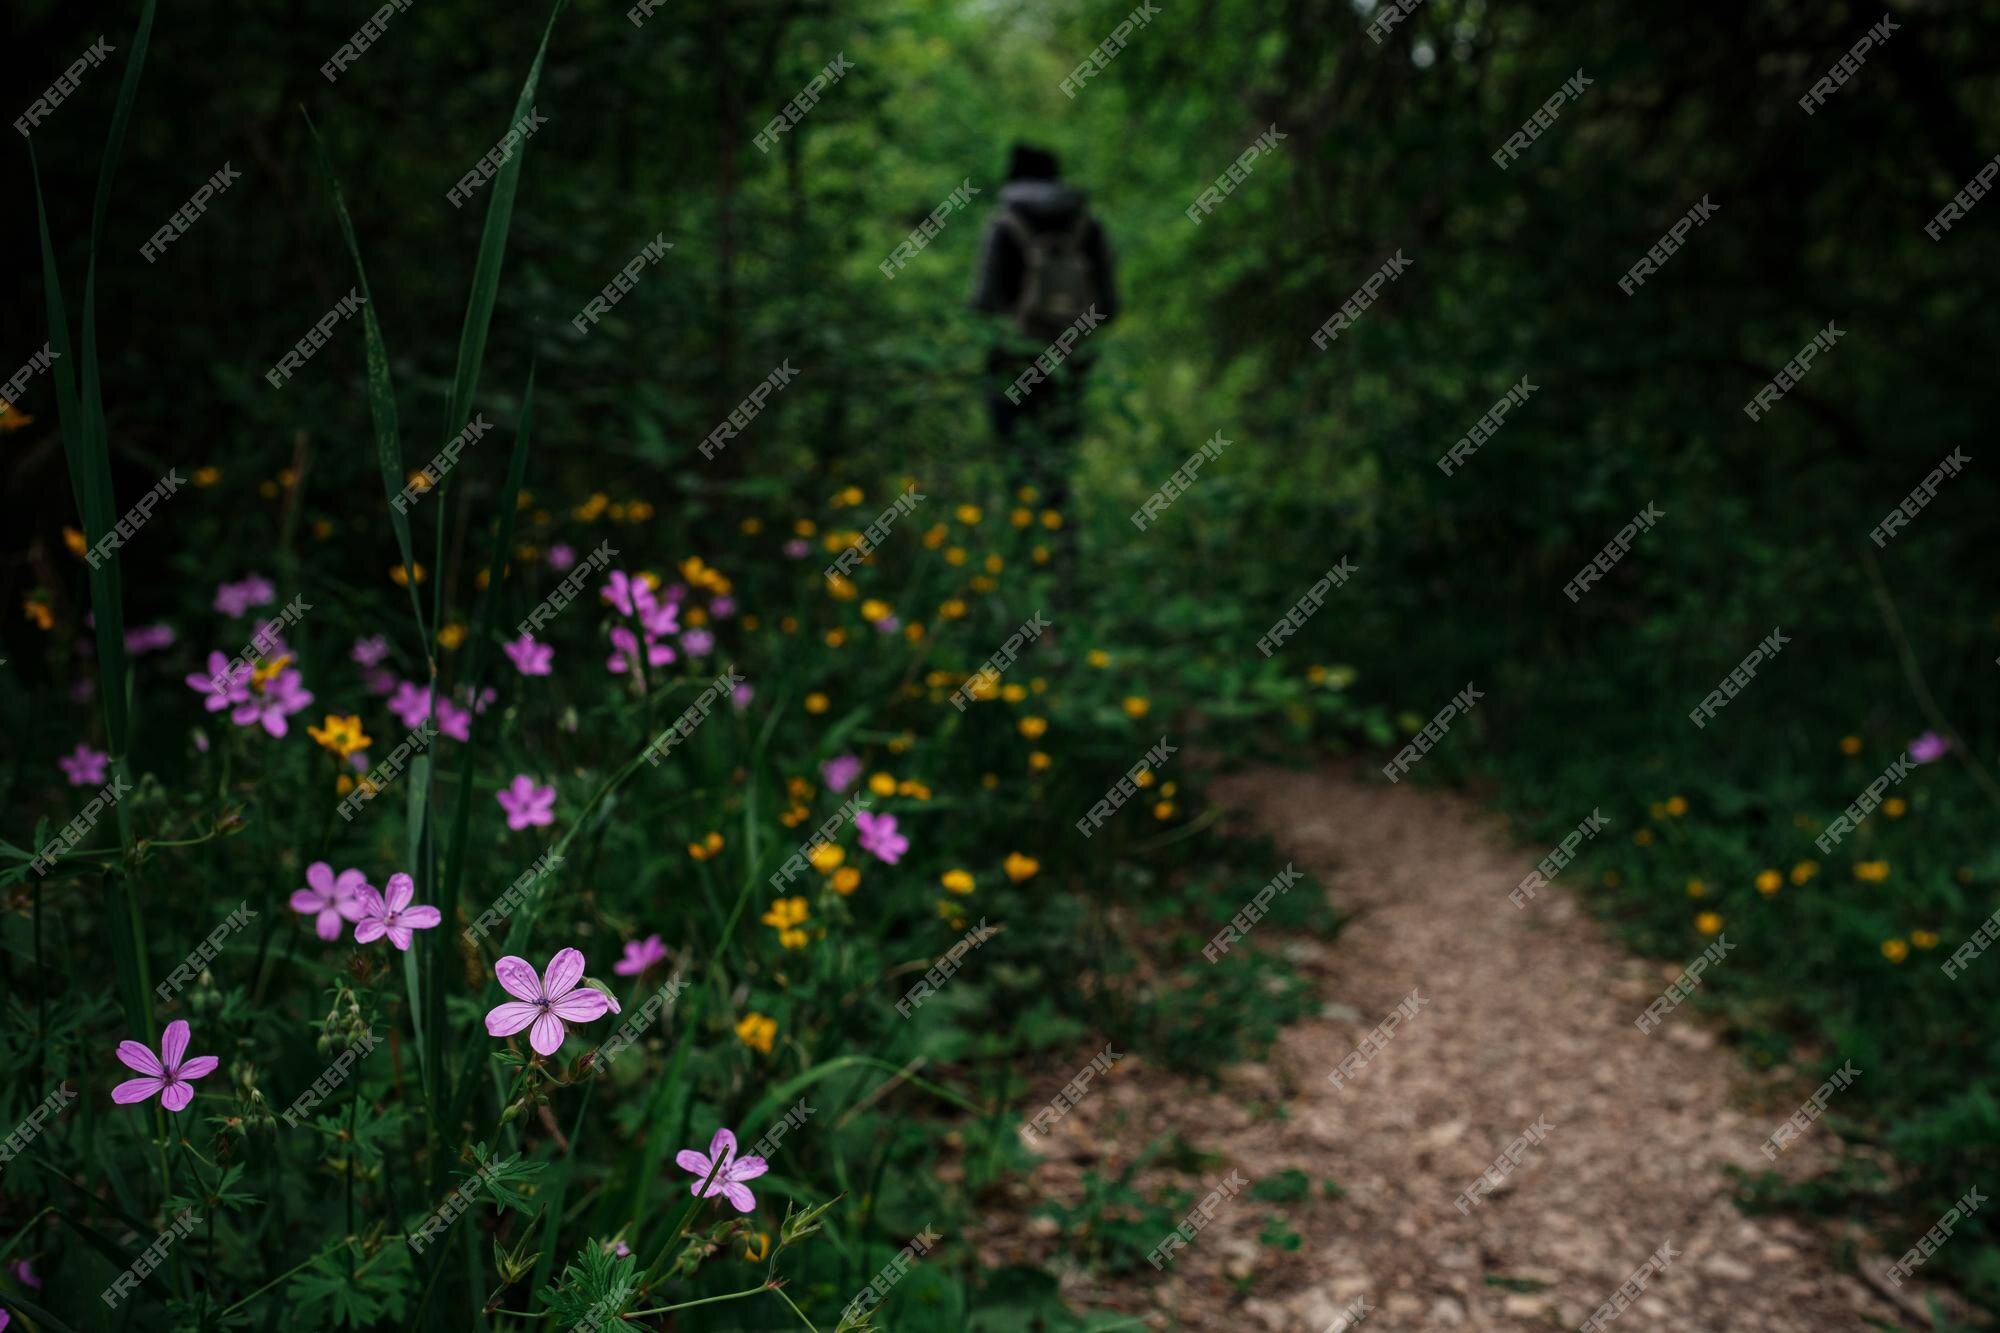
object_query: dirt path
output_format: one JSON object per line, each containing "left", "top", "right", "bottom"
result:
{"left": 987, "top": 764, "right": 1933, "bottom": 1331}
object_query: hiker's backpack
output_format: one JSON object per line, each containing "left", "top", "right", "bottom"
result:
{"left": 998, "top": 209, "right": 1099, "bottom": 340}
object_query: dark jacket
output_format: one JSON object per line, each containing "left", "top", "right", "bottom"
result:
{"left": 969, "top": 180, "right": 1118, "bottom": 325}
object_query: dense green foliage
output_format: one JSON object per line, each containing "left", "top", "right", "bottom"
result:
{"left": 4, "top": 0, "right": 1999, "bottom": 1324}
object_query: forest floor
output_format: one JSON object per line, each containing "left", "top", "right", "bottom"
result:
{"left": 978, "top": 762, "right": 1958, "bottom": 1332}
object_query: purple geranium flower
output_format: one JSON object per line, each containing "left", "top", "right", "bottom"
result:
{"left": 1909, "top": 730, "right": 1949, "bottom": 765}
{"left": 291, "top": 862, "right": 369, "bottom": 941}
{"left": 112, "top": 1020, "right": 219, "bottom": 1113}
{"left": 125, "top": 624, "right": 175, "bottom": 655}
{"left": 504, "top": 633, "right": 554, "bottom": 676}
{"left": 232, "top": 667, "right": 314, "bottom": 737}
{"left": 820, "top": 753, "right": 862, "bottom": 794}
{"left": 352, "top": 634, "right": 390, "bottom": 667}
{"left": 614, "top": 933, "right": 668, "bottom": 976}
{"left": 547, "top": 543, "right": 576, "bottom": 571}
{"left": 497, "top": 775, "right": 557, "bottom": 831}
{"left": 388, "top": 680, "right": 431, "bottom": 728}
{"left": 485, "top": 948, "right": 611, "bottom": 1056}
{"left": 213, "top": 574, "right": 276, "bottom": 619}
{"left": 352, "top": 872, "right": 442, "bottom": 951}
{"left": 58, "top": 743, "right": 109, "bottom": 787}
{"left": 676, "top": 1127, "right": 768, "bottom": 1214}
{"left": 186, "top": 651, "right": 252, "bottom": 712}
{"left": 854, "top": 810, "right": 909, "bottom": 865}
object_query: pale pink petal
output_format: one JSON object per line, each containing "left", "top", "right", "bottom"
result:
{"left": 306, "top": 862, "right": 335, "bottom": 893}
{"left": 332, "top": 868, "right": 369, "bottom": 897}
{"left": 729, "top": 1154, "right": 769, "bottom": 1181}
{"left": 719, "top": 1182, "right": 757, "bottom": 1213}
{"left": 541, "top": 947, "right": 587, "bottom": 1000}
{"left": 494, "top": 956, "right": 543, "bottom": 1002}
{"left": 708, "top": 1126, "right": 737, "bottom": 1162}
{"left": 159, "top": 1081, "right": 196, "bottom": 1113}
{"left": 113, "top": 1076, "right": 164, "bottom": 1104}
{"left": 354, "top": 919, "right": 387, "bottom": 944}
{"left": 528, "top": 1012, "right": 567, "bottom": 1056}
{"left": 175, "top": 1056, "right": 219, "bottom": 1082}
{"left": 386, "top": 925, "right": 413, "bottom": 951}
{"left": 675, "top": 1149, "right": 714, "bottom": 1177}
{"left": 290, "top": 888, "right": 326, "bottom": 915}
{"left": 115, "top": 1040, "right": 163, "bottom": 1076}
{"left": 485, "top": 1000, "right": 541, "bottom": 1037}
{"left": 384, "top": 872, "right": 415, "bottom": 912}
{"left": 549, "top": 988, "right": 608, "bottom": 1023}
{"left": 159, "top": 1021, "right": 190, "bottom": 1071}
{"left": 352, "top": 885, "right": 386, "bottom": 919}
{"left": 398, "top": 905, "right": 441, "bottom": 929}
{"left": 314, "top": 909, "right": 344, "bottom": 941}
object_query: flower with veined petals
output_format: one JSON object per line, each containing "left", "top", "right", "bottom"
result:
{"left": 57, "top": 743, "right": 109, "bottom": 787}
{"left": 352, "top": 872, "right": 442, "bottom": 951}
{"left": 676, "top": 1126, "right": 769, "bottom": 1213}
{"left": 497, "top": 775, "right": 557, "bottom": 831}
{"left": 485, "top": 948, "right": 612, "bottom": 1056}
{"left": 291, "top": 862, "right": 369, "bottom": 941}
{"left": 112, "top": 1020, "right": 219, "bottom": 1113}
{"left": 854, "top": 810, "right": 908, "bottom": 865}
{"left": 504, "top": 633, "right": 553, "bottom": 676}
{"left": 614, "top": 934, "right": 668, "bottom": 976}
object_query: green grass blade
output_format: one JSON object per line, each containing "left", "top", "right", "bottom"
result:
{"left": 303, "top": 112, "right": 435, "bottom": 666}
{"left": 442, "top": 0, "right": 565, "bottom": 450}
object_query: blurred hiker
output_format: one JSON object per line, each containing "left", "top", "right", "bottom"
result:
{"left": 969, "top": 144, "right": 1117, "bottom": 543}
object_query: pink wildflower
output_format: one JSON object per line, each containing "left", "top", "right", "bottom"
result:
{"left": 485, "top": 948, "right": 612, "bottom": 1056}
{"left": 497, "top": 775, "right": 557, "bottom": 831}
{"left": 854, "top": 810, "right": 909, "bottom": 865}
{"left": 352, "top": 872, "right": 442, "bottom": 950}
{"left": 504, "top": 633, "right": 554, "bottom": 676}
{"left": 112, "top": 1020, "right": 219, "bottom": 1113}
{"left": 614, "top": 934, "right": 668, "bottom": 976}
{"left": 820, "top": 753, "right": 862, "bottom": 793}
{"left": 675, "top": 1127, "right": 768, "bottom": 1213}
{"left": 58, "top": 743, "right": 110, "bottom": 787}
{"left": 290, "top": 862, "right": 368, "bottom": 941}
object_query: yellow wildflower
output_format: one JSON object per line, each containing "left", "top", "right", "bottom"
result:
{"left": 804, "top": 692, "right": 829, "bottom": 715}
{"left": 735, "top": 1012, "right": 776, "bottom": 1054}
{"left": 831, "top": 866, "right": 861, "bottom": 896}
{"left": 1695, "top": 912, "right": 1722, "bottom": 936}
{"left": 941, "top": 869, "right": 975, "bottom": 895}
{"left": 308, "top": 714, "right": 372, "bottom": 759}
{"left": 1018, "top": 716, "right": 1047, "bottom": 739}
{"left": 1881, "top": 938, "right": 1909, "bottom": 964}
{"left": 1004, "top": 852, "right": 1039, "bottom": 882}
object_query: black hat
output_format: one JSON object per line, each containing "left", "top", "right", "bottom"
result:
{"left": 1007, "top": 144, "right": 1060, "bottom": 181}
